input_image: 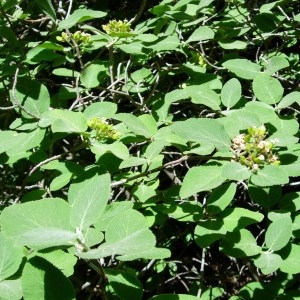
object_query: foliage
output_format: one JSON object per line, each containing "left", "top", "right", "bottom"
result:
{"left": 0, "top": 0, "right": 300, "bottom": 299}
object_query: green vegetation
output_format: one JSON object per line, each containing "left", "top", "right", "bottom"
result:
{"left": 0, "top": 0, "right": 300, "bottom": 299}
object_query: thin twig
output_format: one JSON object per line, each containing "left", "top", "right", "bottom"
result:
{"left": 28, "top": 143, "right": 86, "bottom": 176}
{"left": 66, "top": 0, "right": 73, "bottom": 19}
{"left": 129, "top": 0, "right": 147, "bottom": 25}
{"left": 66, "top": 29, "right": 84, "bottom": 69}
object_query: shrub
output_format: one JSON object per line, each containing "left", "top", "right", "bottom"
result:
{"left": 0, "top": 0, "right": 300, "bottom": 299}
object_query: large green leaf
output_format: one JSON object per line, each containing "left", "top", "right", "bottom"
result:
{"left": 171, "top": 118, "right": 231, "bottom": 150}
{"left": 194, "top": 219, "right": 227, "bottom": 248}
{"left": 221, "top": 78, "right": 242, "bottom": 109}
{"left": 40, "top": 109, "right": 88, "bottom": 133}
{"left": 144, "top": 35, "right": 180, "bottom": 51}
{"left": 0, "top": 279, "right": 22, "bottom": 300}
{"left": 265, "top": 56, "right": 289, "bottom": 75}
{"left": 0, "top": 198, "right": 76, "bottom": 249}
{"left": 220, "top": 229, "right": 261, "bottom": 258}
{"left": 265, "top": 212, "right": 292, "bottom": 251}
{"left": 34, "top": 0, "right": 56, "bottom": 21}
{"left": 220, "top": 207, "right": 264, "bottom": 232}
{"left": 185, "top": 85, "right": 221, "bottom": 110}
{"left": 58, "top": 8, "right": 107, "bottom": 29}
{"left": 222, "top": 162, "right": 252, "bottom": 181}
{"left": 206, "top": 182, "right": 236, "bottom": 214}
{"left": 253, "top": 73, "right": 284, "bottom": 104}
{"left": 114, "top": 113, "right": 152, "bottom": 138}
{"left": 254, "top": 252, "right": 283, "bottom": 275}
{"left": 187, "top": 26, "right": 214, "bottom": 42}
{"left": 83, "top": 102, "right": 117, "bottom": 119}
{"left": 180, "top": 165, "right": 226, "bottom": 199}
{"left": 277, "top": 91, "right": 300, "bottom": 109}
{"left": 68, "top": 173, "right": 111, "bottom": 230}
{"left": 0, "top": 234, "right": 23, "bottom": 281}
{"left": 22, "top": 257, "right": 75, "bottom": 300}
{"left": 150, "top": 295, "right": 203, "bottom": 300}
{"left": 250, "top": 165, "right": 289, "bottom": 187}
{"left": 34, "top": 249, "right": 77, "bottom": 277}
{"left": 81, "top": 61, "right": 108, "bottom": 89}
{"left": 78, "top": 210, "right": 170, "bottom": 260}
{"left": 280, "top": 244, "right": 300, "bottom": 274}
{"left": 222, "top": 59, "right": 261, "bottom": 80}
{"left": 0, "top": 128, "right": 45, "bottom": 157}
{"left": 106, "top": 269, "right": 143, "bottom": 300}
{"left": 15, "top": 78, "right": 50, "bottom": 118}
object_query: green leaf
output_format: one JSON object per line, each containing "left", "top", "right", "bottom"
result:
{"left": 119, "top": 157, "right": 147, "bottom": 169}
{"left": 34, "top": 0, "right": 56, "bottom": 21}
{"left": 132, "top": 184, "right": 156, "bottom": 203}
{"left": 206, "top": 182, "right": 236, "bottom": 215}
{"left": 0, "top": 128, "right": 45, "bottom": 157}
{"left": 254, "top": 252, "right": 282, "bottom": 275}
{"left": 52, "top": 68, "right": 80, "bottom": 77}
{"left": 25, "top": 47, "right": 63, "bottom": 65}
{"left": 185, "top": 85, "right": 221, "bottom": 110}
{"left": 139, "top": 114, "right": 158, "bottom": 136}
{"left": 222, "top": 59, "right": 261, "bottom": 80}
{"left": 277, "top": 91, "right": 300, "bottom": 109}
{"left": 220, "top": 229, "right": 261, "bottom": 258}
{"left": 22, "top": 257, "right": 75, "bottom": 300}
{"left": 35, "top": 249, "right": 77, "bottom": 277}
{"left": 250, "top": 165, "right": 289, "bottom": 187}
{"left": 280, "top": 244, "right": 300, "bottom": 274}
{"left": 253, "top": 73, "right": 284, "bottom": 104}
{"left": 171, "top": 118, "right": 231, "bottom": 150}
{"left": 194, "top": 219, "right": 227, "bottom": 248}
{"left": 244, "top": 101, "right": 277, "bottom": 124}
{"left": 42, "top": 109, "right": 88, "bottom": 133}
{"left": 265, "top": 212, "right": 292, "bottom": 251}
{"left": 180, "top": 165, "right": 226, "bottom": 199}
{"left": 144, "top": 35, "right": 180, "bottom": 51}
{"left": 0, "top": 198, "right": 76, "bottom": 249}
{"left": 83, "top": 102, "right": 117, "bottom": 119}
{"left": 15, "top": 78, "right": 50, "bottom": 118}
{"left": 265, "top": 56, "right": 289, "bottom": 75}
{"left": 106, "top": 269, "right": 143, "bottom": 300}
{"left": 91, "top": 141, "right": 129, "bottom": 160}
{"left": 187, "top": 26, "right": 214, "bottom": 42}
{"left": 221, "top": 162, "right": 252, "bottom": 181}
{"left": 0, "top": 279, "right": 22, "bottom": 300}
{"left": 221, "top": 207, "right": 264, "bottom": 232}
{"left": 78, "top": 210, "right": 170, "bottom": 260}
{"left": 58, "top": 8, "right": 107, "bottom": 29}
{"left": 221, "top": 78, "right": 242, "bottom": 109}
{"left": 114, "top": 113, "right": 152, "bottom": 138}
{"left": 68, "top": 173, "right": 110, "bottom": 230}
{"left": 49, "top": 173, "right": 72, "bottom": 191}
{"left": 0, "top": 234, "right": 23, "bottom": 281}
{"left": 200, "top": 287, "right": 225, "bottom": 300}
{"left": 150, "top": 295, "right": 202, "bottom": 300}
{"left": 81, "top": 61, "right": 108, "bottom": 89}
{"left": 218, "top": 40, "right": 247, "bottom": 49}
{"left": 168, "top": 202, "right": 203, "bottom": 222}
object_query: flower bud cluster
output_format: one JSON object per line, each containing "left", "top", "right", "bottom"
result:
{"left": 57, "top": 31, "right": 91, "bottom": 45}
{"left": 102, "top": 20, "right": 131, "bottom": 35}
{"left": 87, "top": 117, "right": 120, "bottom": 141}
{"left": 232, "top": 125, "right": 280, "bottom": 172}
{"left": 190, "top": 50, "right": 207, "bottom": 67}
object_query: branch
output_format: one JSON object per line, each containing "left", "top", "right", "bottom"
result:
{"left": 111, "top": 154, "right": 232, "bottom": 188}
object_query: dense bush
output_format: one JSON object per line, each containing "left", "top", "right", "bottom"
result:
{"left": 0, "top": 0, "right": 300, "bottom": 299}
